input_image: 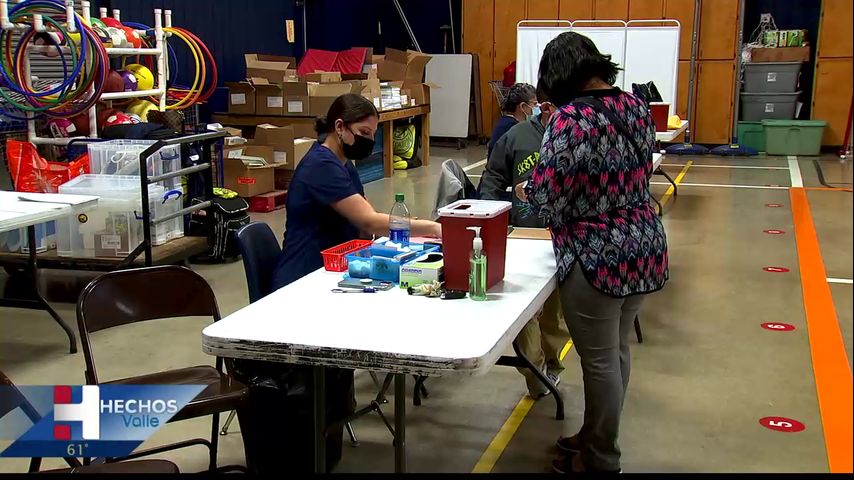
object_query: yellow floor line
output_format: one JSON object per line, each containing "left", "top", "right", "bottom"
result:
{"left": 471, "top": 340, "right": 574, "bottom": 474}
{"left": 659, "top": 161, "right": 693, "bottom": 209}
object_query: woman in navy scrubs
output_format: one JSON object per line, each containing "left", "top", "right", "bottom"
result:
{"left": 271, "top": 93, "right": 442, "bottom": 290}
{"left": 237, "top": 94, "right": 441, "bottom": 473}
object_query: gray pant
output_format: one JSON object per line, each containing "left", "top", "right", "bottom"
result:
{"left": 558, "top": 266, "right": 644, "bottom": 472}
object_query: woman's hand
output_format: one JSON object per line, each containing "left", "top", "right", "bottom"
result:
{"left": 515, "top": 181, "right": 529, "bottom": 202}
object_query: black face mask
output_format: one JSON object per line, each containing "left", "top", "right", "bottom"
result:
{"left": 341, "top": 129, "right": 375, "bottom": 160}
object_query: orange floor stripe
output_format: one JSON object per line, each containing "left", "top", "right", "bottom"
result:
{"left": 803, "top": 187, "right": 853, "bottom": 193}
{"left": 790, "top": 188, "right": 853, "bottom": 473}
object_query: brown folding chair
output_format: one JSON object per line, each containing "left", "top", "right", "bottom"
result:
{"left": 0, "top": 369, "right": 180, "bottom": 474}
{"left": 76, "top": 265, "right": 248, "bottom": 472}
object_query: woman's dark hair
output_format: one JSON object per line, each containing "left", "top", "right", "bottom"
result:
{"left": 538, "top": 32, "right": 621, "bottom": 107}
{"left": 315, "top": 93, "right": 379, "bottom": 134}
{"left": 500, "top": 83, "right": 536, "bottom": 113}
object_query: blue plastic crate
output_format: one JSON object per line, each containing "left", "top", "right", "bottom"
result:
{"left": 346, "top": 243, "right": 438, "bottom": 283}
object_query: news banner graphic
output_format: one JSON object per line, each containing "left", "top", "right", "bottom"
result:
{"left": 0, "top": 385, "right": 204, "bottom": 458}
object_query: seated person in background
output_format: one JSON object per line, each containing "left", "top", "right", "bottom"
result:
{"left": 487, "top": 83, "right": 537, "bottom": 161}
{"left": 479, "top": 86, "right": 570, "bottom": 398}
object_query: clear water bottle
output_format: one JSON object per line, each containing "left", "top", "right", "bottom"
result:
{"left": 389, "top": 193, "right": 411, "bottom": 246}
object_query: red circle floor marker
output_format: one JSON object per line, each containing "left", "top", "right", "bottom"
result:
{"left": 764, "top": 229, "right": 786, "bottom": 235}
{"left": 759, "top": 416, "right": 805, "bottom": 433}
{"left": 761, "top": 322, "right": 796, "bottom": 331}
{"left": 766, "top": 203, "right": 784, "bottom": 208}
{"left": 763, "top": 267, "right": 790, "bottom": 273}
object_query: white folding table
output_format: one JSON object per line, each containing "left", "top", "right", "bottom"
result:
{"left": 654, "top": 120, "right": 688, "bottom": 143}
{"left": 203, "top": 238, "right": 558, "bottom": 473}
{"left": 0, "top": 191, "right": 98, "bottom": 353}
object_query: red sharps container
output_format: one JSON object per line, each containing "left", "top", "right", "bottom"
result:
{"left": 438, "top": 200, "right": 512, "bottom": 292}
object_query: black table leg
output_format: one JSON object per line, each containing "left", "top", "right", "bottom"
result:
{"left": 26, "top": 225, "right": 77, "bottom": 354}
{"left": 394, "top": 373, "right": 406, "bottom": 473}
{"left": 509, "top": 339, "right": 565, "bottom": 420}
{"left": 656, "top": 167, "right": 678, "bottom": 196}
{"left": 313, "top": 365, "right": 327, "bottom": 474}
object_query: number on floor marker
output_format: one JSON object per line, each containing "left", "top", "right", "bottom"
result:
{"left": 759, "top": 416, "right": 805, "bottom": 433}
{"left": 761, "top": 323, "right": 796, "bottom": 331}
{"left": 764, "top": 229, "right": 786, "bottom": 235}
{"left": 763, "top": 267, "right": 790, "bottom": 273}
{"left": 766, "top": 203, "right": 784, "bottom": 208}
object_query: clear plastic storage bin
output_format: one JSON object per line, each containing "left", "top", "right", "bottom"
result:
{"left": 56, "top": 175, "right": 179, "bottom": 258}
{"left": 0, "top": 221, "right": 56, "bottom": 254}
{"left": 87, "top": 140, "right": 182, "bottom": 189}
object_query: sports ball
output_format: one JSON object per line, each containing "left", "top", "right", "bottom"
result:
{"left": 124, "top": 64, "right": 154, "bottom": 90}
{"left": 118, "top": 70, "right": 138, "bottom": 91}
{"left": 104, "top": 112, "right": 134, "bottom": 127}
{"left": 46, "top": 118, "right": 78, "bottom": 138}
{"left": 104, "top": 70, "right": 125, "bottom": 92}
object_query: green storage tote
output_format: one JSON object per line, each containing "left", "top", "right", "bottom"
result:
{"left": 761, "top": 120, "right": 826, "bottom": 156}
{"left": 737, "top": 121, "right": 766, "bottom": 152}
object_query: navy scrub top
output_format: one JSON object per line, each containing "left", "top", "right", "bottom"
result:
{"left": 271, "top": 143, "right": 364, "bottom": 290}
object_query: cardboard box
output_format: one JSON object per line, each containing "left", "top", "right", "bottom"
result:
{"left": 224, "top": 145, "right": 277, "bottom": 197}
{"left": 245, "top": 53, "right": 296, "bottom": 83}
{"left": 378, "top": 48, "right": 432, "bottom": 83}
{"left": 292, "top": 122, "right": 317, "bottom": 139}
{"left": 282, "top": 81, "right": 310, "bottom": 116}
{"left": 507, "top": 227, "right": 552, "bottom": 240}
{"left": 399, "top": 251, "right": 444, "bottom": 289}
{"left": 284, "top": 69, "right": 300, "bottom": 82}
{"left": 403, "top": 82, "right": 432, "bottom": 106}
{"left": 347, "top": 78, "right": 381, "bottom": 100}
{"left": 251, "top": 79, "right": 285, "bottom": 115}
{"left": 292, "top": 137, "right": 315, "bottom": 169}
{"left": 254, "top": 124, "right": 295, "bottom": 166}
{"left": 305, "top": 71, "right": 343, "bottom": 83}
{"left": 308, "top": 82, "right": 358, "bottom": 117}
{"left": 342, "top": 69, "right": 378, "bottom": 81}
{"left": 226, "top": 82, "right": 255, "bottom": 114}
{"left": 749, "top": 46, "right": 810, "bottom": 63}
{"left": 275, "top": 168, "right": 295, "bottom": 191}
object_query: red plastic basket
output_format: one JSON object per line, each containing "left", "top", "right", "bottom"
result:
{"left": 321, "top": 239, "right": 373, "bottom": 272}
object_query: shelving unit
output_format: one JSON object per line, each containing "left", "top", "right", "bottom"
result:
{"left": 0, "top": 1, "right": 173, "bottom": 145}
{"left": 0, "top": 1, "right": 220, "bottom": 271}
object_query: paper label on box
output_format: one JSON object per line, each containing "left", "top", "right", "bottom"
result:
{"left": 287, "top": 101, "right": 304, "bottom": 113}
{"left": 267, "top": 96, "right": 284, "bottom": 108}
{"left": 274, "top": 151, "right": 287, "bottom": 164}
{"left": 401, "top": 94, "right": 409, "bottom": 105}
{"left": 100, "top": 235, "right": 121, "bottom": 250}
{"left": 230, "top": 93, "right": 246, "bottom": 105}
{"left": 237, "top": 177, "right": 257, "bottom": 185}
{"left": 765, "top": 103, "right": 775, "bottom": 113}
{"left": 767, "top": 72, "right": 777, "bottom": 82}
{"left": 411, "top": 99, "right": 416, "bottom": 107}
{"left": 227, "top": 148, "right": 244, "bottom": 159}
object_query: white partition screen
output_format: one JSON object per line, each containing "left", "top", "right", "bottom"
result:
{"left": 516, "top": 20, "right": 680, "bottom": 115}
{"left": 571, "top": 26, "right": 628, "bottom": 89}
{"left": 623, "top": 23, "right": 681, "bottom": 115}
{"left": 515, "top": 21, "right": 572, "bottom": 86}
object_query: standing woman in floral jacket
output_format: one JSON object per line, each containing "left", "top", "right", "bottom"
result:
{"left": 520, "top": 32, "right": 669, "bottom": 474}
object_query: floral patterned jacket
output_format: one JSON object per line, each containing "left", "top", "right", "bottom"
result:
{"left": 525, "top": 89, "right": 668, "bottom": 298}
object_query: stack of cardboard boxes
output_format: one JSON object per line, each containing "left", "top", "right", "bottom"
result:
{"left": 216, "top": 123, "right": 316, "bottom": 199}
{"left": 220, "top": 48, "right": 435, "bottom": 200}
{"left": 226, "top": 49, "right": 432, "bottom": 116}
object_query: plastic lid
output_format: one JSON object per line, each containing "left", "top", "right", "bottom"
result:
{"left": 438, "top": 199, "right": 512, "bottom": 219}
{"left": 395, "top": 193, "right": 405, "bottom": 202}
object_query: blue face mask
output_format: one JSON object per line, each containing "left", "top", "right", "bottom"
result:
{"left": 528, "top": 104, "right": 541, "bottom": 120}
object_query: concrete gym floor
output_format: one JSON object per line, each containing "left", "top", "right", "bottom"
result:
{"left": 1, "top": 146, "right": 851, "bottom": 473}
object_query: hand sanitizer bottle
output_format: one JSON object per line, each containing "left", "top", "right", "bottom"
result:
{"left": 467, "top": 226, "right": 487, "bottom": 301}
